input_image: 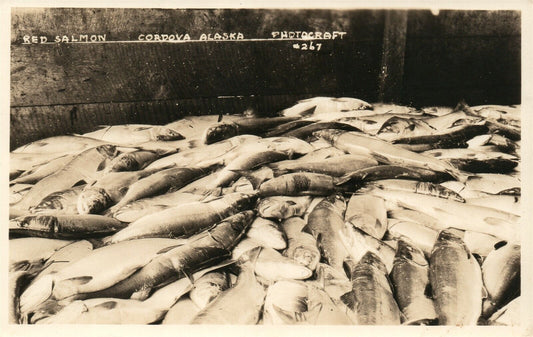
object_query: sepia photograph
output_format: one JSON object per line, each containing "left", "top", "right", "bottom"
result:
{"left": 4, "top": 2, "right": 531, "bottom": 336}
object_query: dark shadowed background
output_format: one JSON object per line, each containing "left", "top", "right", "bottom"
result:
{"left": 10, "top": 8, "right": 521, "bottom": 150}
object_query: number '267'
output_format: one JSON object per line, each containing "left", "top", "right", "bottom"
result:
{"left": 292, "top": 41, "right": 322, "bottom": 51}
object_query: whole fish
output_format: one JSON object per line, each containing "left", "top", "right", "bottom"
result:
{"left": 306, "top": 195, "right": 348, "bottom": 271}
{"left": 387, "top": 208, "right": 447, "bottom": 231}
{"left": 391, "top": 240, "right": 438, "bottom": 325}
{"left": 263, "top": 120, "right": 315, "bottom": 137}
{"left": 11, "top": 154, "right": 75, "bottom": 185}
{"left": 391, "top": 123, "right": 489, "bottom": 148}
{"left": 335, "top": 165, "right": 450, "bottom": 186}
{"left": 465, "top": 174, "right": 521, "bottom": 195}
{"left": 30, "top": 185, "right": 85, "bottom": 215}
{"left": 10, "top": 214, "right": 127, "bottom": 239}
{"left": 107, "top": 192, "right": 258, "bottom": 243}
{"left": 189, "top": 271, "right": 230, "bottom": 309}
{"left": 281, "top": 121, "right": 361, "bottom": 140}
{"left": 108, "top": 166, "right": 211, "bottom": 213}
{"left": 13, "top": 145, "right": 119, "bottom": 210}
{"left": 481, "top": 242, "right": 520, "bottom": 318}
{"left": 9, "top": 238, "right": 73, "bottom": 273}
{"left": 112, "top": 191, "right": 206, "bottom": 223}
{"left": 423, "top": 111, "right": 483, "bottom": 131}
{"left": 258, "top": 172, "right": 350, "bottom": 197}
{"left": 339, "top": 223, "right": 396, "bottom": 273}
{"left": 246, "top": 217, "right": 287, "bottom": 250}
{"left": 35, "top": 261, "right": 233, "bottom": 324}
{"left": 341, "top": 253, "right": 401, "bottom": 325}
{"left": 263, "top": 280, "right": 315, "bottom": 325}
{"left": 202, "top": 116, "right": 301, "bottom": 144}
{"left": 208, "top": 150, "right": 288, "bottom": 189}
{"left": 422, "top": 148, "right": 518, "bottom": 173}
{"left": 257, "top": 196, "right": 312, "bottom": 220}
{"left": 465, "top": 195, "right": 521, "bottom": 216}
{"left": 19, "top": 238, "right": 183, "bottom": 315}
{"left": 367, "top": 189, "right": 520, "bottom": 242}
{"left": 386, "top": 219, "right": 438, "bottom": 257}
{"left": 282, "top": 217, "right": 321, "bottom": 272}
{"left": 429, "top": 230, "right": 483, "bottom": 325}
{"left": 12, "top": 135, "right": 112, "bottom": 154}
{"left": 83, "top": 124, "right": 184, "bottom": 144}
{"left": 32, "top": 240, "right": 94, "bottom": 282}
{"left": 369, "top": 179, "right": 465, "bottom": 202}
{"left": 164, "top": 114, "right": 244, "bottom": 139}
{"left": 314, "top": 129, "right": 468, "bottom": 182}
{"left": 253, "top": 247, "right": 313, "bottom": 282}
{"left": 470, "top": 105, "right": 520, "bottom": 127}
{"left": 77, "top": 169, "right": 160, "bottom": 214}
{"left": 11, "top": 152, "right": 73, "bottom": 174}
{"left": 345, "top": 194, "right": 388, "bottom": 239}
{"left": 191, "top": 247, "right": 266, "bottom": 324}
{"left": 271, "top": 154, "right": 378, "bottom": 177}
{"left": 145, "top": 135, "right": 260, "bottom": 170}
{"left": 281, "top": 97, "right": 372, "bottom": 118}
{"left": 272, "top": 147, "right": 346, "bottom": 168}
{"left": 88, "top": 211, "right": 254, "bottom": 300}
{"left": 104, "top": 150, "right": 160, "bottom": 172}
{"left": 162, "top": 296, "right": 201, "bottom": 324}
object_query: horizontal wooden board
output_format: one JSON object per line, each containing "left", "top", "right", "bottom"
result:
{"left": 11, "top": 39, "right": 382, "bottom": 107}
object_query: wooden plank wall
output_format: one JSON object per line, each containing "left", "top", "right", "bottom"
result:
{"left": 10, "top": 8, "right": 521, "bottom": 149}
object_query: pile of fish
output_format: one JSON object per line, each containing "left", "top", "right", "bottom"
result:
{"left": 9, "top": 97, "right": 521, "bottom": 325}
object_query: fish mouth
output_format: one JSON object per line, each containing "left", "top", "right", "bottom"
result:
{"left": 97, "top": 145, "right": 118, "bottom": 158}
{"left": 203, "top": 123, "right": 240, "bottom": 144}
{"left": 111, "top": 155, "right": 139, "bottom": 172}
{"left": 156, "top": 129, "right": 185, "bottom": 141}
{"left": 77, "top": 188, "right": 112, "bottom": 214}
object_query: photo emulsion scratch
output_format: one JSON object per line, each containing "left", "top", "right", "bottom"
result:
{"left": 7, "top": 6, "right": 524, "bottom": 332}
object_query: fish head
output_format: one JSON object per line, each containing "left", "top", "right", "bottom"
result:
{"left": 155, "top": 127, "right": 185, "bottom": 141}
{"left": 26, "top": 298, "right": 67, "bottom": 324}
{"left": 32, "top": 195, "right": 65, "bottom": 212}
{"left": 202, "top": 122, "right": 240, "bottom": 144}
{"left": 358, "top": 251, "right": 388, "bottom": 274}
{"left": 257, "top": 198, "right": 286, "bottom": 219}
{"left": 10, "top": 215, "right": 58, "bottom": 233}
{"left": 110, "top": 154, "right": 139, "bottom": 172}
{"left": 77, "top": 188, "right": 112, "bottom": 214}
{"left": 290, "top": 245, "right": 320, "bottom": 271}
{"left": 96, "top": 144, "right": 118, "bottom": 158}
{"left": 395, "top": 239, "right": 428, "bottom": 266}
{"left": 436, "top": 229, "right": 464, "bottom": 246}
{"left": 311, "top": 129, "right": 344, "bottom": 144}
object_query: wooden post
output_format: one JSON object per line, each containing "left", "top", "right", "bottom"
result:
{"left": 378, "top": 10, "right": 408, "bottom": 103}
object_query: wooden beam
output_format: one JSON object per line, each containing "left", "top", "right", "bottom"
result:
{"left": 378, "top": 10, "right": 408, "bottom": 103}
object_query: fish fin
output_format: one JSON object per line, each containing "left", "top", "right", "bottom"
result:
{"left": 229, "top": 169, "right": 265, "bottom": 190}
{"left": 334, "top": 173, "right": 354, "bottom": 186}
{"left": 340, "top": 291, "right": 356, "bottom": 310}
{"left": 62, "top": 276, "right": 93, "bottom": 285}
{"left": 301, "top": 224, "right": 314, "bottom": 236}
{"left": 94, "top": 300, "right": 118, "bottom": 310}
{"left": 156, "top": 244, "right": 185, "bottom": 254}
{"left": 305, "top": 302, "right": 324, "bottom": 325}
{"left": 272, "top": 304, "right": 303, "bottom": 323}
{"left": 370, "top": 151, "right": 392, "bottom": 165}
{"left": 238, "top": 245, "right": 262, "bottom": 267}
{"left": 217, "top": 113, "right": 224, "bottom": 122}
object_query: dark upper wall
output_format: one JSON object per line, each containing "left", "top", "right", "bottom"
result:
{"left": 10, "top": 8, "right": 520, "bottom": 149}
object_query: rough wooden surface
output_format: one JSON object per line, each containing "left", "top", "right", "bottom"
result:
{"left": 10, "top": 9, "right": 521, "bottom": 149}
{"left": 378, "top": 10, "right": 408, "bottom": 103}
